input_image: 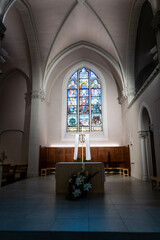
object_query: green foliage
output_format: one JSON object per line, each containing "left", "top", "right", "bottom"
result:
{"left": 0, "top": 151, "right": 7, "bottom": 164}
{"left": 76, "top": 156, "right": 87, "bottom": 162}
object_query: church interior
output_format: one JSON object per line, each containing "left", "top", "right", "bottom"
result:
{"left": 0, "top": 0, "right": 160, "bottom": 239}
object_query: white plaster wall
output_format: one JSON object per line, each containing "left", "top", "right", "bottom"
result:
{"left": 47, "top": 64, "right": 123, "bottom": 147}
{"left": 123, "top": 74, "right": 160, "bottom": 179}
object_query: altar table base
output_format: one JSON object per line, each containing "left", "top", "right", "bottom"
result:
{"left": 55, "top": 162, "right": 105, "bottom": 194}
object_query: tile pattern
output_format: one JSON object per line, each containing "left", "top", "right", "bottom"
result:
{"left": 0, "top": 175, "right": 160, "bottom": 232}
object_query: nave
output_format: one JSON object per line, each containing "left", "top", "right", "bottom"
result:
{"left": 0, "top": 175, "right": 160, "bottom": 240}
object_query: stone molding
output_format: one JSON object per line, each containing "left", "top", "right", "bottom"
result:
{"left": 122, "top": 86, "right": 136, "bottom": 99}
{"left": 0, "top": 20, "right": 6, "bottom": 40}
{"left": 77, "top": 0, "right": 85, "bottom": 3}
{"left": 138, "top": 131, "right": 148, "bottom": 138}
{"left": 30, "top": 89, "right": 46, "bottom": 102}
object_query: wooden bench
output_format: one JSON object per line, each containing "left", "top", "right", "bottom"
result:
{"left": 41, "top": 167, "right": 55, "bottom": 176}
{"left": 14, "top": 164, "right": 28, "bottom": 180}
{"left": 1, "top": 164, "right": 15, "bottom": 185}
{"left": 151, "top": 176, "right": 160, "bottom": 190}
{"left": 120, "top": 168, "right": 129, "bottom": 176}
{"left": 105, "top": 167, "right": 121, "bottom": 174}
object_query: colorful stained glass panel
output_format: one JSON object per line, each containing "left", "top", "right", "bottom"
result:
{"left": 80, "top": 89, "right": 89, "bottom": 97}
{"left": 79, "top": 126, "right": 90, "bottom": 132}
{"left": 91, "top": 114, "right": 102, "bottom": 126}
{"left": 91, "top": 79, "right": 101, "bottom": 89}
{"left": 71, "top": 71, "right": 78, "bottom": 80}
{"left": 68, "top": 97, "right": 77, "bottom": 105}
{"left": 91, "top": 104, "right": 101, "bottom": 114}
{"left": 91, "top": 126, "right": 102, "bottom": 131}
{"left": 80, "top": 79, "right": 88, "bottom": 89}
{"left": 67, "top": 67, "right": 102, "bottom": 132}
{"left": 91, "top": 97, "right": 101, "bottom": 105}
{"left": 68, "top": 80, "right": 77, "bottom": 89}
{"left": 79, "top": 105, "right": 89, "bottom": 114}
{"left": 68, "top": 115, "right": 77, "bottom": 126}
{"left": 79, "top": 115, "right": 89, "bottom": 126}
{"left": 68, "top": 89, "right": 77, "bottom": 97}
{"left": 90, "top": 71, "right": 97, "bottom": 79}
{"left": 79, "top": 97, "right": 89, "bottom": 105}
{"left": 68, "top": 105, "right": 77, "bottom": 114}
{"left": 79, "top": 68, "right": 88, "bottom": 79}
{"left": 67, "top": 126, "right": 78, "bottom": 132}
{"left": 91, "top": 89, "right": 101, "bottom": 97}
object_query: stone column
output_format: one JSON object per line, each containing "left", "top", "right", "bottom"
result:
{"left": 27, "top": 89, "right": 46, "bottom": 177}
{"left": 21, "top": 92, "right": 31, "bottom": 165}
{"left": 0, "top": 166, "right": 2, "bottom": 190}
{"left": 139, "top": 131, "right": 149, "bottom": 181}
{"left": 149, "top": 0, "right": 160, "bottom": 68}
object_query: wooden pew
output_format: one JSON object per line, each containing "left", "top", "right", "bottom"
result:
{"left": 151, "top": 176, "right": 160, "bottom": 190}
{"left": 1, "top": 164, "right": 15, "bottom": 185}
{"left": 14, "top": 164, "right": 28, "bottom": 180}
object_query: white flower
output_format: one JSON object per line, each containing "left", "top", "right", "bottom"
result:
{"left": 83, "top": 183, "right": 92, "bottom": 191}
{"left": 69, "top": 178, "right": 72, "bottom": 183}
{"left": 72, "top": 188, "right": 81, "bottom": 197}
{"left": 76, "top": 177, "right": 83, "bottom": 186}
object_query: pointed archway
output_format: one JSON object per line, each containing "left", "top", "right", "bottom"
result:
{"left": 139, "top": 105, "right": 157, "bottom": 181}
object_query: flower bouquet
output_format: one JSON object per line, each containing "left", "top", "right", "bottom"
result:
{"left": 67, "top": 165, "right": 99, "bottom": 200}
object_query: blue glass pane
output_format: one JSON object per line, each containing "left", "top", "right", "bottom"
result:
{"left": 91, "top": 104, "right": 101, "bottom": 114}
{"left": 79, "top": 68, "right": 88, "bottom": 79}
{"left": 90, "top": 71, "right": 97, "bottom": 79}
{"left": 79, "top": 105, "right": 89, "bottom": 114}
{"left": 71, "top": 71, "right": 78, "bottom": 80}
{"left": 68, "top": 97, "right": 77, "bottom": 105}
{"left": 68, "top": 115, "right": 77, "bottom": 126}
{"left": 80, "top": 79, "right": 88, "bottom": 89}
{"left": 68, "top": 105, "right": 77, "bottom": 114}
{"left": 79, "top": 115, "right": 89, "bottom": 126}
{"left": 91, "top": 89, "right": 101, "bottom": 97}
{"left": 80, "top": 89, "right": 89, "bottom": 97}
{"left": 91, "top": 114, "right": 102, "bottom": 126}
{"left": 68, "top": 80, "right": 77, "bottom": 89}
{"left": 91, "top": 97, "right": 101, "bottom": 105}
{"left": 79, "top": 97, "right": 89, "bottom": 105}
{"left": 91, "top": 79, "right": 101, "bottom": 89}
{"left": 68, "top": 89, "right": 77, "bottom": 97}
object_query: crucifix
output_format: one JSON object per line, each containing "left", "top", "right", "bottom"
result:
{"left": 73, "top": 127, "right": 91, "bottom": 162}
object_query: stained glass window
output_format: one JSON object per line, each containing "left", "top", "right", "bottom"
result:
{"left": 67, "top": 67, "right": 102, "bottom": 132}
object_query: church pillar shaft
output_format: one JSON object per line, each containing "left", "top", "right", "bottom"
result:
{"left": 27, "top": 89, "right": 46, "bottom": 177}
{"left": 139, "top": 131, "right": 149, "bottom": 181}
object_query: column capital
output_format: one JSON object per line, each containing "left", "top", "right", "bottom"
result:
{"left": 122, "top": 86, "right": 136, "bottom": 99}
{"left": 31, "top": 89, "right": 46, "bottom": 102}
{"left": 138, "top": 131, "right": 148, "bottom": 138}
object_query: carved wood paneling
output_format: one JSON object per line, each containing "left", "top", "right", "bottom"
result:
{"left": 39, "top": 146, "right": 130, "bottom": 175}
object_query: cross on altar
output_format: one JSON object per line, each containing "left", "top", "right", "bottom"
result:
{"left": 73, "top": 127, "right": 91, "bottom": 162}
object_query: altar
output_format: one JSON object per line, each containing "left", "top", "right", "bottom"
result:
{"left": 55, "top": 162, "right": 105, "bottom": 194}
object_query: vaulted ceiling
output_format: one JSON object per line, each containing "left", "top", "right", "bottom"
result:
{"left": 0, "top": 0, "right": 146, "bottom": 97}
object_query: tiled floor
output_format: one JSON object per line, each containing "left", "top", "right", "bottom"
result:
{"left": 0, "top": 174, "right": 160, "bottom": 236}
